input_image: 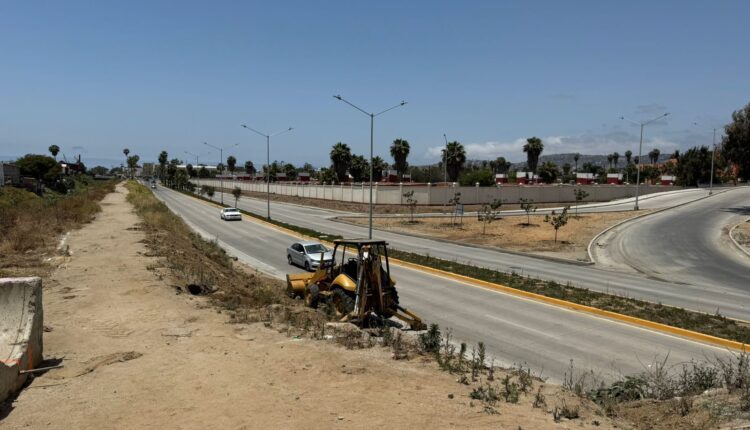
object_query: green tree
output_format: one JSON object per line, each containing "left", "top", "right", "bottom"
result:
{"left": 186, "top": 164, "right": 195, "bottom": 177}
{"left": 198, "top": 166, "right": 209, "bottom": 178}
{"left": 458, "top": 169, "right": 494, "bottom": 186}
{"left": 330, "top": 142, "right": 352, "bottom": 183}
{"left": 444, "top": 141, "right": 466, "bottom": 182}
{"left": 203, "top": 185, "right": 215, "bottom": 201}
{"left": 227, "top": 156, "right": 237, "bottom": 175}
{"left": 624, "top": 150, "right": 632, "bottom": 165}
{"left": 284, "top": 163, "right": 297, "bottom": 180}
{"left": 371, "top": 156, "right": 386, "bottom": 182}
{"left": 244, "top": 160, "right": 256, "bottom": 175}
{"left": 537, "top": 161, "right": 559, "bottom": 184}
{"left": 607, "top": 154, "right": 614, "bottom": 169}
{"left": 519, "top": 198, "right": 537, "bottom": 226}
{"left": 448, "top": 191, "right": 462, "bottom": 226}
{"left": 232, "top": 186, "right": 242, "bottom": 207}
{"left": 16, "top": 154, "right": 61, "bottom": 189}
{"left": 573, "top": 153, "right": 580, "bottom": 172}
{"left": 349, "top": 155, "right": 369, "bottom": 182}
{"left": 544, "top": 206, "right": 570, "bottom": 243}
{"left": 722, "top": 101, "right": 750, "bottom": 179}
{"left": 523, "top": 137, "right": 544, "bottom": 172}
{"left": 48, "top": 145, "right": 60, "bottom": 160}
{"left": 493, "top": 157, "right": 511, "bottom": 174}
{"left": 390, "top": 138, "right": 410, "bottom": 179}
{"left": 648, "top": 148, "right": 661, "bottom": 164}
{"left": 613, "top": 152, "right": 620, "bottom": 168}
{"left": 158, "top": 151, "right": 168, "bottom": 181}
{"left": 127, "top": 155, "right": 140, "bottom": 178}
{"left": 89, "top": 166, "right": 108, "bottom": 176}
{"left": 676, "top": 146, "right": 713, "bottom": 186}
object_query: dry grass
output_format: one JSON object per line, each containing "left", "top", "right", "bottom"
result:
{"left": 0, "top": 178, "right": 116, "bottom": 277}
{"left": 342, "top": 211, "right": 651, "bottom": 261}
{"left": 734, "top": 219, "right": 750, "bottom": 249}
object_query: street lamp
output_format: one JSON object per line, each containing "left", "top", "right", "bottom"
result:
{"left": 202, "top": 142, "right": 238, "bottom": 206}
{"left": 693, "top": 122, "right": 720, "bottom": 195}
{"left": 333, "top": 95, "right": 407, "bottom": 239}
{"left": 241, "top": 124, "right": 293, "bottom": 220}
{"left": 183, "top": 150, "right": 211, "bottom": 166}
{"left": 443, "top": 133, "right": 449, "bottom": 214}
{"left": 620, "top": 112, "right": 670, "bottom": 210}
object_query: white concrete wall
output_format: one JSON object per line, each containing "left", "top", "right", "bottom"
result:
{"left": 191, "top": 178, "right": 681, "bottom": 205}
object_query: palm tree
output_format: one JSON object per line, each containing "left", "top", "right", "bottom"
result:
{"left": 444, "top": 141, "right": 466, "bottom": 182}
{"left": 330, "top": 142, "right": 352, "bottom": 183}
{"left": 158, "top": 151, "right": 168, "bottom": 181}
{"left": 523, "top": 137, "right": 544, "bottom": 172}
{"left": 648, "top": 148, "right": 661, "bottom": 164}
{"left": 613, "top": 152, "right": 620, "bottom": 168}
{"left": 573, "top": 153, "right": 580, "bottom": 173}
{"left": 227, "top": 155, "right": 237, "bottom": 175}
{"left": 371, "top": 156, "right": 386, "bottom": 182}
{"left": 123, "top": 148, "right": 130, "bottom": 176}
{"left": 607, "top": 154, "right": 614, "bottom": 169}
{"left": 390, "top": 139, "right": 410, "bottom": 180}
{"left": 625, "top": 150, "right": 632, "bottom": 165}
{"left": 48, "top": 145, "right": 60, "bottom": 160}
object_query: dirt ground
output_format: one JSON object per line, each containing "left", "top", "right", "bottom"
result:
{"left": 232, "top": 188, "right": 575, "bottom": 214}
{"left": 340, "top": 211, "right": 650, "bottom": 262}
{"left": 733, "top": 219, "right": 750, "bottom": 253}
{"left": 0, "top": 185, "right": 620, "bottom": 429}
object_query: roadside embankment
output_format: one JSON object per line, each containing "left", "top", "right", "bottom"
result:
{"left": 731, "top": 219, "right": 750, "bottom": 257}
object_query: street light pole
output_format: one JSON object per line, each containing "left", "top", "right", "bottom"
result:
{"left": 710, "top": 128, "right": 716, "bottom": 195}
{"left": 443, "top": 133, "right": 449, "bottom": 214}
{"left": 241, "top": 125, "right": 293, "bottom": 220}
{"left": 620, "top": 112, "right": 670, "bottom": 210}
{"left": 333, "top": 95, "right": 407, "bottom": 239}
{"left": 203, "top": 142, "right": 238, "bottom": 206}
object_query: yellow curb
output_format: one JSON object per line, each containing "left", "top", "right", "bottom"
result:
{"left": 178, "top": 188, "right": 748, "bottom": 352}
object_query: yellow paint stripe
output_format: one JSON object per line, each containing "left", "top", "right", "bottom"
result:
{"left": 178, "top": 188, "right": 748, "bottom": 352}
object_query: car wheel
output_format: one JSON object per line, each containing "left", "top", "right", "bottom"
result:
{"left": 287, "top": 254, "right": 293, "bottom": 265}
{"left": 304, "top": 261, "right": 310, "bottom": 271}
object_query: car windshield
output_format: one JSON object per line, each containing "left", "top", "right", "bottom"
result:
{"left": 304, "top": 244, "right": 326, "bottom": 254}
{"left": 225, "top": 208, "right": 239, "bottom": 213}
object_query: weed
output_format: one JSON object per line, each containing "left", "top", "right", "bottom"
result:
{"left": 533, "top": 386, "right": 546, "bottom": 408}
{"left": 418, "top": 323, "right": 441, "bottom": 354}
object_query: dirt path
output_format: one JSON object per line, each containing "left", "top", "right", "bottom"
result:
{"left": 0, "top": 185, "right": 616, "bottom": 429}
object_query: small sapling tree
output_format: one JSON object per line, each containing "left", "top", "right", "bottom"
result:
{"left": 205, "top": 185, "right": 215, "bottom": 202}
{"left": 573, "top": 188, "right": 589, "bottom": 217}
{"left": 479, "top": 199, "right": 503, "bottom": 234}
{"left": 403, "top": 190, "right": 418, "bottom": 223}
{"left": 544, "top": 206, "right": 570, "bottom": 243}
{"left": 449, "top": 191, "right": 462, "bottom": 226}
{"left": 519, "top": 198, "right": 537, "bottom": 226}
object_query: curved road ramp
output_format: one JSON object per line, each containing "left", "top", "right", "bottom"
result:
{"left": 0, "top": 277, "right": 43, "bottom": 403}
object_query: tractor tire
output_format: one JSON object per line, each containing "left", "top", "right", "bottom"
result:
{"left": 304, "top": 284, "right": 320, "bottom": 309}
{"left": 331, "top": 287, "right": 355, "bottom": 318}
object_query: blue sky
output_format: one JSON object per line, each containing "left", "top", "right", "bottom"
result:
{"left": 2, "top": 0, "right": 748, "bottom": 168}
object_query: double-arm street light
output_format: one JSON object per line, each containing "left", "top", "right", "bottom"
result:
{"left": 202, "top": 142, "right": 238, "bottom": 205}
{"left": 183, "top": 150, "right": 210, "bottom": 166}
{"left": 620, "top": 112, "right": 670, "bottom": 210}
{"left": 333, "top": 95, "right": 407, "bottom": 239}
{"left": 241, "top": 124, "right": 293, "bottom": 220}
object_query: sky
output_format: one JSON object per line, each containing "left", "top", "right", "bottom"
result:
{"left": 1, "top": 0, "right": 749, "bottom": 168}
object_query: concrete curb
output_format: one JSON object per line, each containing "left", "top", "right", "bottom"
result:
{"left": 331, "top": 217, "right": 594, "bottom": 266}
{"left": 728, "top": 219, "right": 750, "bottom": 259}
{"left": 165, "top": 185, "right": 749, "bottom": 353}
{"left": 587, "top": 189, "right": 728, "bottom": 263}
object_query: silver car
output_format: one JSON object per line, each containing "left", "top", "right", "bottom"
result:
{"left": 220, "top": 207, "right": 242, "bottom": 221}
{"left": 287, "top": 241, "right": 333, "bottom": 271}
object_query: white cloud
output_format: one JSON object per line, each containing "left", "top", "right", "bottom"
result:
{"left": 424, "top": 132, "right": 682, "bottom": 163}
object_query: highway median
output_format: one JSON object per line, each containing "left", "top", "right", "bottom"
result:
{"left": 177, "top": 187, "right": 750, "bottom": 349}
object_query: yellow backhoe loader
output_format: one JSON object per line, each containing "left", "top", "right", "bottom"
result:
{"left": 286, "top": 239, "right": 425, "bottom": 330}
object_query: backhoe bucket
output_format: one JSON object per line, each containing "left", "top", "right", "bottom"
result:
{"left": 286, "top": 273, "right": 312, "bottom": 298}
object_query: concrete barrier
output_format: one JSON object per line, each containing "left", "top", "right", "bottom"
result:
{"left": 1, "top": 277, "right": 43, "bottom": 402}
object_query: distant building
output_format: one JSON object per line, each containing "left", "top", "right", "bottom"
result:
{"left": 0, "top": 162, "right": 20, "bottom": 186}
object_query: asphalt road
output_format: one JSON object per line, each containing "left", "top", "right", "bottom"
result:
{"left": 152, "top": 185, "right": 735, "bottom": 383}
{"left": 205, "top": 186, "right": 750, "bottom": 320}
{"left": 591, "top": 186, "right": 750, "bottom": 304}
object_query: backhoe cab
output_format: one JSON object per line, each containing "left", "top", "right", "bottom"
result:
{"left": 286, "top": 239, "right": 425, "bottom": 330}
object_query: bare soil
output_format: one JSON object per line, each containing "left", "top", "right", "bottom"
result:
{"left": 341, "top": 211, "right": 651, "bottom": 262}
{"left": 0, "top": 185, "right": 621, "bottom": 429}
{"left": 233, "top": 188, "right": 576, "bottom": 214}
{"left": 732, "top": 219, "right": 750, "bottom": 253}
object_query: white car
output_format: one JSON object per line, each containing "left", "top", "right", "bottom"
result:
{"left": 220, "top": 207, "right": 242, "bottom": 221}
